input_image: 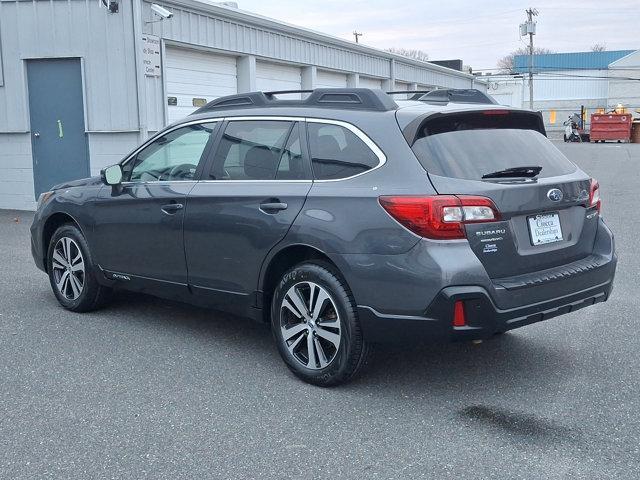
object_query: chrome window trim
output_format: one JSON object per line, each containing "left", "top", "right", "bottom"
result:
{"left": 210, "top": 116, "right": 386, "bottom": 183}
{"left": 222, "top": 116, "right": 306, "bottom": 122}
{"left": 196, "top": 180, "right": 313, "bottom": 184}
{"left": 119, "top": 180, "right": 199, "bottom": 186}
{"left": 119, "top": 115, "right": 386, "bottom": 184}
{"left": 304, "top": 118, "right": 387, "bottom": 182}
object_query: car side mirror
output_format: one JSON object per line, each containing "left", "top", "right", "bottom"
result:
{"left": 101, "top": 164, "right": 123, "bottom": 186}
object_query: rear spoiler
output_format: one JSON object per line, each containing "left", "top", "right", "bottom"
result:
{"left": 402, "top": 109, "right": 547, "bottom": 146}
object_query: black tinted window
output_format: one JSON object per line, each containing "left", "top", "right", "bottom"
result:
{"left": 211, "top": 120, "right": 296, "bottom": 180}
{"left": 412, "top": 129, "right": 576, "bottom": 180}
{"left": 308, "top": 123, "right": 380, "bottom": 180}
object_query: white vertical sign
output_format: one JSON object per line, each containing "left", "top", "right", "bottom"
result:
{"left": 141, "top": 34, "right": 161, "bottom": 77}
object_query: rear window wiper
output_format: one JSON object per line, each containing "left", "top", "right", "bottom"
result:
{"left": 481, "top": 166, "right": 542, "bottom": 179}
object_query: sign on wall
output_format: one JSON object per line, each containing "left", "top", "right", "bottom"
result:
{"left": 141, "top": 34, "right": 161, "bottom": 77}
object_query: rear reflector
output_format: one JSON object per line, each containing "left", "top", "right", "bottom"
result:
{"left": 453, "top": 300, "right": 466, "bottom": 327}
{"left": 379, "top": 195, "right": 500, "bottom": 240}
{"left": 589, "top": 179, "right": 601, "bottom": 213}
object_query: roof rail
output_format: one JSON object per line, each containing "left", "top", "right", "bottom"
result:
{"left": 192, "top": 88, "right": 398, "bottom": 114}
{"left": 386, "top": 90, "right": 432, "bottom": 97}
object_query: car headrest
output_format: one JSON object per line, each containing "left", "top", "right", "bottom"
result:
{"left": 244, "top": 146, "right": 278, "bottom": 179}
{"left": 313, "top": 135, "right": 342, "bottom": 159}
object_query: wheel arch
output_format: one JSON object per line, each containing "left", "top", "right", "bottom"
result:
{"left": 258, "top": 243, "right": 346, "bottom": 323}
{"left": 41, "top": 212, "right": 85, "bottom": 272}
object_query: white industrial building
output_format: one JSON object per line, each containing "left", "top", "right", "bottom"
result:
{"left": 484, "top": 50, "right": 640, "bottom": 132}
{"left": 0, "top": 0, "right": 484, "bottom": 211}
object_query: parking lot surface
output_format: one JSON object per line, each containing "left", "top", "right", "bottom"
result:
{"left": 1, "top": 142, "right": 639, "bottom": 479}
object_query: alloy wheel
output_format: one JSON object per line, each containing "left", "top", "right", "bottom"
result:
{"left": 280, "top": 281, "right": 342, "bottom": 370}
{"left": 52, "top": 237, "right": 85, "bottom": 300}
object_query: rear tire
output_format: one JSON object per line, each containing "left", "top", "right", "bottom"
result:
{"left": 47, "top": 224, "right": 112, "bottom": 312}
{"left": 271, "top": 261, "right": 371, "bottom": 387}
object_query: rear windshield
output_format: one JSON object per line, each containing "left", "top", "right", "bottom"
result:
{"left": 412, "top": 128, "right": 577, "bottom": 180}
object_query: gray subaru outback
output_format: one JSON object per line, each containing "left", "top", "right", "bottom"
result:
{"left": 30, "top": 88, "right": 616, "bottom": 386}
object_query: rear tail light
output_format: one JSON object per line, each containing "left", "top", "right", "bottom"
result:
{"left": 453, "top": 300, "right": 466, "bottom": 327}
{"left": 378, "top": 195, "right": 500, "bottom": 240}
{"left": 482, "top": 109, "right": 510, "bottom": 115}
{"left": 589, "top": 179, "right": 601, "bottom": 213}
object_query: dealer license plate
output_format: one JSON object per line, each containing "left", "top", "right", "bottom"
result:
{"left": 528, "top": 212, "right": 563, "bottom": 245}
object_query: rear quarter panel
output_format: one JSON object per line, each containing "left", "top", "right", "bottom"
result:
{"left": 286, "top": 111, "right": 433, "bottom": 255}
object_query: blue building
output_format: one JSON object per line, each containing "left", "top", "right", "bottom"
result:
{"left": 513, "top": 50, "right": 635, "bottom": 73}
{"left": 487, "top": 49, "right": 640, "bottom": 133}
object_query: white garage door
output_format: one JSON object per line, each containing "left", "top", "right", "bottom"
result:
{"left": 317, "top": 70, "right": 347, "bottom": 88}
{"left": 359, "top": 76, "right": 383, "bottom": 90}
{"left": 393, "top": 81, "right": 411, "bottom": 99}
{"left": 165, "top": 47, "right": 237, "bottom": 124}
{"left": 256, "top": 61, "right": 302, "bottom": 94}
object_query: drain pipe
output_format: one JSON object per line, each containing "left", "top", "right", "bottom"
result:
{"left": 132, "top": 0, "right": 149, "bottom": 141}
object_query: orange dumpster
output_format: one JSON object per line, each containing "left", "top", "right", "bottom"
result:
{"left": 590, "top": 113, "right": 633, "bottom": 143}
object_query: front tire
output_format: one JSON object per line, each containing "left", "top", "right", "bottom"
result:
{"left": 47, "top": 224, "right": 112, "bottom": 312}
{"left": 271, "top": 262, "right": 371, "bottom": 387}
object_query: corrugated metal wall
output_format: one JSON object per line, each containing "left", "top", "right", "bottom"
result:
{"left": 0, "top": 0, "right": 139, "bottom": 133}
{"left": 394, "top": 61, "right": 472, "bottom": 90}
{"left": 0, "top": 0, "right": 480, "bottom": 134}
{"left": 531, "top": 71, "right": 609, "bottom": 101}
{"left": 487, "top": 73, "right": 609, "bottom": 104}
{"left": 142, "top": 0, "right": 477, "bottom": 90}
{"left": 144, "top": 2, "right": 392, "bottom": 79}
{"left": 0, "top": 0, "right": 483, "bottom": 209}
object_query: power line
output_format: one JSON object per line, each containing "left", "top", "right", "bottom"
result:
{"left": 475, "top": 66, "right": 640, "bottom": 72}
{"left": 482, "top": 72, "right": 640, "bottom": 81}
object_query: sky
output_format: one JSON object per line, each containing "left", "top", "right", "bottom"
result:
{"left": 231, "top": 0, "right": 640, "bottom": 71}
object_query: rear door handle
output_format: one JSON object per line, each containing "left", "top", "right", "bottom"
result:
{"left": 259, "top": 201, "right": 288, "bottom": 213}
{"left": 161, "top": 203, "right": 184, "bottom": 215}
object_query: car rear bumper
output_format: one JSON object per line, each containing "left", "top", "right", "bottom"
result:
{"left": 358, "top": 275, "right": 614, "bottom": 343}
{"left": 347, "top": 217, "right": 616, "bottom": 343}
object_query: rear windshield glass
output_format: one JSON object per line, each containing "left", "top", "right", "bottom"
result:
{"left": 412, "top": 128, "right": 577, "bottom": 180}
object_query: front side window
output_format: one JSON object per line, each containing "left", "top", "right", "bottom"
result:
{"left": 127, "top": 123, "right": 215, "bottom": 182}
{"left": 210, "top": 120, "right": 303, "bottom": 180}
{"left": 308, "top": 123, "right": 380, "bottom": 180}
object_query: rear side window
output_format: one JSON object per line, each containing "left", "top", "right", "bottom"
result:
{"left": 210, "top": 120, "right": 307, "bottom": 180}
{"left": 308, "top": 123, "right": 381, "bottom": 180}
{"left": 411, "top": 113, "right": 576, "bottom": 180}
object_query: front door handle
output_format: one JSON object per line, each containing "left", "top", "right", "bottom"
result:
{"left": 259, "top": 200, "right": 288, "bottom": 213}
{"left": 161, "top": 202, "right": 184, "bottom": 215}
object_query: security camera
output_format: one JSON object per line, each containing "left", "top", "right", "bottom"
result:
{"left": 151, "top": 3, "right": 173, "bottom": 19}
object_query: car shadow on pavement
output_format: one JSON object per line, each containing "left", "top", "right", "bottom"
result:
{"left": 100, "top": 289, "right": 572, "bottom": 396}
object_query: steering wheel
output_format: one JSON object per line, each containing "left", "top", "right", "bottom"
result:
{"left": 168, "top": 163, "right": 196, "bottom": 180}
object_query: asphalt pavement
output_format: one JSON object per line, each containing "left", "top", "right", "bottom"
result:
{"left": 1, "top": 142, "right": 639, "bottom": 479}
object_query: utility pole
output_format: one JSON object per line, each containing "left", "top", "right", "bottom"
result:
{"left": 353, "top": 31, "right": 363, "bottom": 43}
{"left": 521, "top": 8, "right": 538, "bottom": 109}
